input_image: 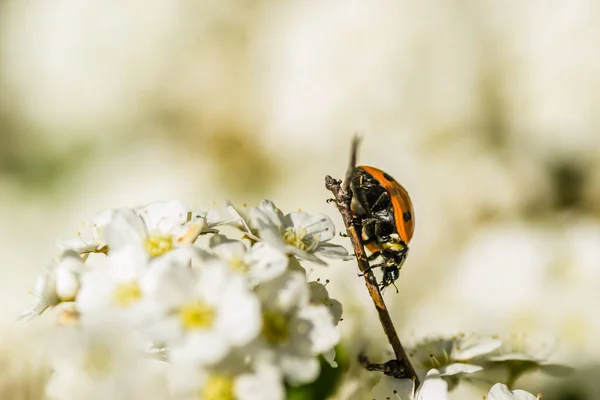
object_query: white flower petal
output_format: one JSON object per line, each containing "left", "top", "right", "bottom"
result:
{"left": 103, "top": 208, "right": 147, "bottom": 251}
{"left": 315, "top": 242, "right": 351, "bottom": 259}
{"left": 289, "top": 212, "right": 335, "bottom": 242}
{"left": 298, "top": 305, "right": 340, "bottom": 354}
{"left": 170, "top": 332, "right": 229, "bottom": 365}
{"left": 257, "top": 271, "right": 309, "bottom": 313}
{"left": 487, "top": 383, "right": 538, "bottom": 400}
{"left": 453, "top": 338, "right": 502, "bottom": 360}
{"left": 438, "top": 363, "right": 483, "bottom": 376}
{"left": 218, "top": 277, "right": 262, "bottom": 346}
{"left": 138, "top": 200, "right": 188, "bottom": 233}
{"left": 280, "top": 354, "right": 320, "bottom": 385}
{"left": 236, "top": 362, "right": 285, "bottom": 400}
{"left": 415, "top": 369, "right": 449, "bottom": 400}
{"left": 55, "top": 268, "right": 79, "bottom": 301}
{"left": 246, "top": 243, "right": 289, "bottom": 284}
{"left": 251, "top": 200, "right": 286, "bottom": 228}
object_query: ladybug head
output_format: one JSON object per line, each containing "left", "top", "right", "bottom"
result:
{"left": 381, "top": 266, "right": 400, "bottom": 291}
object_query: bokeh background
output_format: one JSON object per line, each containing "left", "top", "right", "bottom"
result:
{"left": 1, "top": 0, "right": 600, "bottom": 398}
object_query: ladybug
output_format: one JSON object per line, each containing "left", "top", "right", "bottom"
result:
{"left": 350, "top": 166, "right": 415, "bottom": 291}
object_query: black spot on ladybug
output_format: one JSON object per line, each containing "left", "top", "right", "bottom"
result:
{"left": 403, "top": 211, "right": 412, "bottom": 222}
{"left": 382, "top": 172, "right": 396, "bottom": 182}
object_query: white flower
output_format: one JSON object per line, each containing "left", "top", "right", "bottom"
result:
{"left": 56, "top": 209, "right": 114, "bottom": 254}
{"left": 486, "top": 383, "right": 540, "bottom": 400}
{"left": 484, "top": 334, "right": 573, "bottom": 381}
{"left": 76, "top": 245, "right": 165, "bottom": 325}
{"left": 105, "top": 202, "right": 209, "bottom": 257}
{"left": 308, "top": 280, "right": 343, "bottom": 367}
{"left": 20, "top": 250, "right": 85, "bottom": 319}
{"left": 226, "top": 203, "right": 259, "bottom": 240}
{"left": 208, "top": 235, "right": 289, "bottom": 286}
{"left": 250, "top": 200, "right": 349, "bottom": 265}
{"left": 168, "top": 357, "right": 284, "bottom": 400}
{"left": 254, "top": 271, "right": 341, "bottom": 385}
{"left": 408, "top": 334, "right": 501, "bottom": 383}
{"left": 45, "top": 319, "right": 169, "bottom": 400}
{"left": 144, "top": 260, "right": 262, "bottom": 366}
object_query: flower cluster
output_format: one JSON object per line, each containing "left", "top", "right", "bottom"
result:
{"left": 23, "top": 200, "right": 349, "bottom": 400}
{"left": 22, "top": 199, "right": 563, "bottom": 400}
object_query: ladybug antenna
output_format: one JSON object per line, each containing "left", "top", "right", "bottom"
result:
{"left": 324, "top": 279, "right": 330, "bottom": 287}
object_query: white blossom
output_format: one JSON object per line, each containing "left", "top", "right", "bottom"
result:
{"left": 45, "top": 319, "right": 169, "bottom": 400}
{"left": 208, "top": 234, "right": 289, "bottom": 286}
{"left": 75, "top": 245, "right": 166, "bottom": 326}
{"left": 21, "top": 250, "right": 85, "bottom": 319}
{"left": 250, "top": 200, "right": 350, "bottom": 265}
{"left": 104, "top": 203, "right": 209, "bottom": 257}
{"left": 144, "top": 259, "right": 262, "bottom": 366}
{"left": 254, "top": 271, "right": 341, "bottom": 385}
{"left": 408, "top": 335, "right": 501, "bottom": 381}
{"left": 168, "top": 357, "right": 284, "bottom": 400}
{"left": 56, "top": 209, "right": 114, "bottom": 254}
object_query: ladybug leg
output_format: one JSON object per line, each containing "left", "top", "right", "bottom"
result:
{"left": 357, "top": 262, "right": 384, "bottom": 277}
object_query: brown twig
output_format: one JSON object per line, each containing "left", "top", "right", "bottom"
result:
{"left": 325, "top": 136, "right": 420, "bottom": 386}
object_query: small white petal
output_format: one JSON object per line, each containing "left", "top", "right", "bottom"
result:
{"left": 252, "top": 200, "right": 287, "bottom": 228}
{"left": 246, "top": 243, "right": 289, "bottom": 284}
{"left": 103, "top": 208, "right": 147, "bottom": 251}
{"left": 55, "top": 269, "right": 79, "bottom": 301}
{"left": 280, "top": 354, "right": 320, "bottom": 385}
{"left": 438, "top": 363, "right": 483, "bottom": 376}
{"left": 298, "top": 305, "right": 340, "bottom": 354}
{"left": 218, "top": 278, "right": 262, "bottom": 346}
{"left": 315, "top": 243, "right": 351, "bottom": 259}
{"left": 169, "top": 332, "right": 229, "bottom": 365}
{"left": 236, "top": 362, "right": 285, "bottom": 400}
{"left": 138, "top": 200, "right": 188, "bottom": 233}
{"left": 487, "top": 383, "right": 538, "bottom": 400}
{"left": 415, "top": 369, "right": 449, "bottom": 400}
{"left": 453, "top": 338, "right": 502, "bottom": 360}
{"left": 288, "top": 212, "right": 335, "bottom": 242}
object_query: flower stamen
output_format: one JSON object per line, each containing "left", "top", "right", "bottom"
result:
{"left": 179, "top": 301, "right": 215, "bottom": 330}
{"left": 201, "top": 375, "right": 235, "bottom": 400}
{"left": 145, "top": 234, "right": 174, "bottom": 257}
{"left": 112, "top": 282, "right": 142, "bottom": 307}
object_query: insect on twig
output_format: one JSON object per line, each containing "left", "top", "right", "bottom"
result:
{"left": 325, "top": 136, "right": 420, "bottom": 386}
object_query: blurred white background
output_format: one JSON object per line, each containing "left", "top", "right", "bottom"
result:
{"left": 1, "top": 0, "right": 599, "bottom": 398}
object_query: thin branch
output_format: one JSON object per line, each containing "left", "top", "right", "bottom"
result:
{"left": 325, "top": 136, "right": 420, "bottom": 386}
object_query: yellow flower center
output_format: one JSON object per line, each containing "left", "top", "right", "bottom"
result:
{"left": 229, "top": 255, "right": 248, "bottom": 273}
{"left": 201, "top": 375, "right": 235, "bottom": 400}
{"left": 262, "top": 311, "right": 289, "bottom": 344}
{"left": 180, "top": 301, "right": 215, "bottom": 330}
{"left": 145, "top": 234, "right": 174, "bottom": 257}
{"left": 112, "top": 282, "right": 142, "bottom": 307}
{"left": 83, "top": 343, "right": 113, "bottom": 378}
{"left": 282, "top": 227, "right": 319, "bottom": 252}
